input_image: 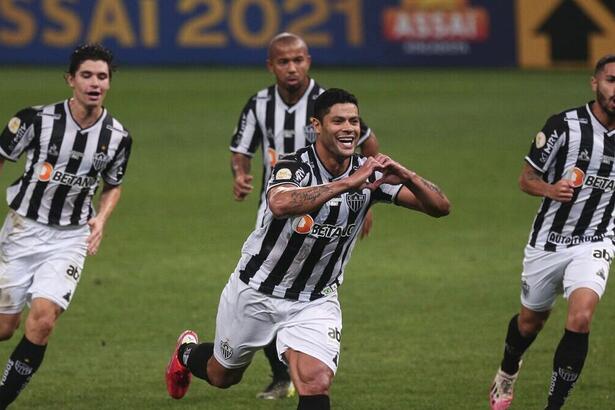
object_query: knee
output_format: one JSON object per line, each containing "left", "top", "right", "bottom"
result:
{"left": 207, "top": 372, "right": 242, "bottom": 389}
{"left": 567, "top": 310, "right": 593, "bottom": 333}
{"left": 25, "top": 313, "right": 57, "bottom": 343}
{"left": 518, "top": 313, "right": 547, "bottom": 336}
{"left": 0, "top": 317, "right": 21, "bottom": 341}
{"left": 296, "top": 370, "right": 332, "bottom": 396}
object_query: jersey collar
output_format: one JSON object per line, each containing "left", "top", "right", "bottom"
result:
{"left": 275, "top": 78, "right": 315, "bottom": 113}
{"left": 64, "top": 99, "right": 107, "bottom": 132}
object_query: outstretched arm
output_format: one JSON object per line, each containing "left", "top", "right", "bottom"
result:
{"left": 268, "top": 157, "right": 383, "bottom": 218}
{"left": 231, "top": 152, "right": 254, "bottom": 201}
{"left": 87, "top": 183, "right": 122, "bottom": 255}
{"left": 369, "top": 154, "right": 450, "bottom": 217}
{"left": 519, "top": 162, "right": 573, "bottom": 202}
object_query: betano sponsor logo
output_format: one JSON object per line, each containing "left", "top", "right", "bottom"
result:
{"left": 292, "top": 215, "right": 356, "bottom": 239}
{"left": 51, "top": 171, "right": 97, "bottom": 188}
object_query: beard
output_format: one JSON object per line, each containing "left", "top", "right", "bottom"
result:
{"left": 597, "top": 88, "right": 615, "bottom": 118}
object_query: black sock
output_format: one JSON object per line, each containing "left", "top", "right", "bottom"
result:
{"left": 547, "top": 329, "right": 588, "bottom": 409}
{"left": 298, "top": 394, "right": 330, "bottom": 410}
{"left": 501, "top": 314, "right": 537, "bottom": 375}
{"left": 0, "top": 336, "right": 47, "bottom": 407}
{"left": 178, "top": 342, "right": 213, "bottom": 382}
{"left": 264, "top": 338, "right": 289, "bottom": 381}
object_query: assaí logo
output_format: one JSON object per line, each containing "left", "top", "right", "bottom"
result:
{"left": 382, "top": 0, "right": 490, "bottom": 43}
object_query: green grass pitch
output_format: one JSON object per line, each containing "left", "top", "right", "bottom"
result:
{"left": 0, "top": 67, "right": 613, "bottom": 409}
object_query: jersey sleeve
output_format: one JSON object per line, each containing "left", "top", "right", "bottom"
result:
{"left": 525, "top": 114, "right": 567, "bottom": 173}
{"left": 0, "top": 107, "right": 39, "bottom": 161}
{"left": 370, "top": 170, "right": 403, "bottom": 204}
{"left": 356, "top": 117, "right": 371, "bottom": 146}
{"left": 230, "top": 95, "right": 262, "bottom": 157}
{"left": 266, "top": 158, "right": 312, "bottom": 192}
{"left": 102, "top": 134, "right": 132, "bottom": 186}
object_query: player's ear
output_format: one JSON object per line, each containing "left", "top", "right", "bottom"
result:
{"left": 311, "top": 116, "right": 321, "bottom": 133}
{"left": 266, "top": 59, "right": 274, "bottom": 74}
{"left": 590, "top": 75, "right": 598, "bottom": 92}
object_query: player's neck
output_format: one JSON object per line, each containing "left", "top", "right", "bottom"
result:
{"left": 69, "top": 98, "right": 103, "bottom": 129}
{"left": 315, "top": 142, "right": 350, "bottom": 177}
{"left": 278, "top": 82, "right": 310, "bottom": 106}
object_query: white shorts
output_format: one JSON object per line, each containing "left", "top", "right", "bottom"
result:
{"left": 0, "top": 211, "right": 89, "bottom": 313}
{"left": 214, "top": 273, "right": 342, "bottom": 373}
{"left": 520, "top": 239, "right": 614, "bottom": 311}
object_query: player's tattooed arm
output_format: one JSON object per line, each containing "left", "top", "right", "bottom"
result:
{"left": 268, "top": 184, "right": 339, "bottom": 218}
{"left": 519, "top": 162, "right": 573, "bottom": 203}
{"left": 417, "top": 176, "right": 445, "bottom": 197}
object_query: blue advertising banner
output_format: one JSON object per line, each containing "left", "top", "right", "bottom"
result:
{"left": 0, "top": 0, "right": 516, "bottom": 66}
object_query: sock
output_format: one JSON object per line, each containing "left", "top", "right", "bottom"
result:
{"left": 264, "top": 338, "right": 290, "bottom": 381}
{"left": 501, "top": 314, "right": 537, "bottom": 375}
{"left": 546, "top": 329, "right": 588, "bottom": 409}
{"left": 0, "top": 336, "right": 47, "bottom": 407}
{"left": 178, "top": 342, "right": 213, "bottom": 382}
{"left": 298, "top": 394, "right": 330, "bottom": 410}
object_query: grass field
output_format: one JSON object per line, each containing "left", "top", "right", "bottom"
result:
{"left": 0, "top": 66, "right": 613, "bottom": 409}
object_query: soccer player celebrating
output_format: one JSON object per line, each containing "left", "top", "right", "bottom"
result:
{"left": 0, "top": 44, "right": 132, "bottom": 407}
{"left": 229, "top": 32, "right": 379, "bottom": 399}
{"left": 489, "top": 54, "right": 615, "bottom": 410}
{"left": 167, "top": 88, "right": 450, "bottom": 409}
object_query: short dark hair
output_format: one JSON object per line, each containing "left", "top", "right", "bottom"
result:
{"left": 313, "top": 88, "right": 359, "bottom": 122}
{"left": 594, "top": 54, "right": 615, "bottom": 75}
{"left": 67, "top": 43, "right": 115, "bottom": 78}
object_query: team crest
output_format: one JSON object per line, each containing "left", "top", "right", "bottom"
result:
{"left": 220, "top": 340, "right": 233, "bottom": 360}
{"left": 92, "top": 152, "right": 111, "bottom": 171}
{"left": 346, "top": 192, "right": 366, "bottom": 213}
{"left": 304, "top": 124, "right": 317, "bottom": 144}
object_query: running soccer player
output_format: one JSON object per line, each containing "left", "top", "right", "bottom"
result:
{"left": 229, "top": 32, "right": 379, "bottom": 399}
{"left": 167, "top": 88, "right": 450, "bottom": 409}
{"left": 0, "top": 43, "right": 132, "bottom": 408}
{"left": 489, "top": 54, "right": 615, "bottom": 410}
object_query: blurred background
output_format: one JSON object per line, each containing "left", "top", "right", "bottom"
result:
{"left": 0, "top": 1, "right": 614, "bottom": 409}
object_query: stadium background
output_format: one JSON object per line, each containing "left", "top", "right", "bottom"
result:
{"left": 1, "top": 0, "right": 614, "bottom": 408}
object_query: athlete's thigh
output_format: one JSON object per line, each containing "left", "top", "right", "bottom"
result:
{"left": 277, "top": 294, "right": 342, "bottom": 375}
{"left": 521, "top": 245, "right": 571, "bottom": 311}
{"left": 563, "top": 239, "right": 615, "bottom": 299}
{"left": 0, "top": 212, "right": 44, "bottom": 314}
{"left": 214, "top": 273, "right": 277, "bottom": 369}
{"left": 29, "top": 226, "right": 88, "bottom": 311}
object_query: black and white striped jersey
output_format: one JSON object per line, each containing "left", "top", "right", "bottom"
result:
{"left": 525, "top": 102, "right": 615, "bottom": 251}
{"left": 235, "top": 145, "right": 402, "bottom": 302}
{"left": 229, "top": 78, "right": 372, "bottom": 227}
{"left": 0, "top": 100, "right": 132, "bottom": 226}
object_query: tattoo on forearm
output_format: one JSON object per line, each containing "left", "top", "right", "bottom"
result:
{"left": 419, "top": 177, "right": 444, "bottom": 196}
{"left": 289, "top": 185, "right": 333, "bottom": 207}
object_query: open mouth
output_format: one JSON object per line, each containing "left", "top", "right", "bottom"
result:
{"left": 87, "top": 91, "right": 101, "bottom": 98}
{"left": 337, "top": 135, "right": 355, "bottom": 149}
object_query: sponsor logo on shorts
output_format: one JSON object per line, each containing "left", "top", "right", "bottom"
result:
{"left": 327, "top": 327, "right": 341, "bottom": 343}
{"left": 321, "top": 283, "right": 338, "bottom": 296}
{"left": 66, "top": 265, "right": 80, "bottom": 281}
{"left": 63, "top": 291, "right": 72, "bottom": 302}
{"left": 592, "top": 249, "right": 613, "bottom": 263}
{"left": 220, "top": 339, "right": 233, "bottom": 360}
{"left": 521, "top": 280, "right": 529, "bottom": 297}
{"left": 596, "top": 268, "right": 606, "bottom": 280}
{"left": 547, "top": 232, "right": 605, "bottom": 246}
